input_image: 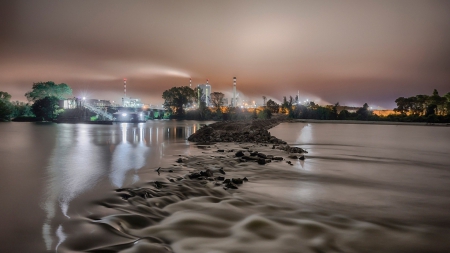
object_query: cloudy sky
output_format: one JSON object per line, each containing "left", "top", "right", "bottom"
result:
{"left": 1, "top": 0, "right": 449, "bottom": 108}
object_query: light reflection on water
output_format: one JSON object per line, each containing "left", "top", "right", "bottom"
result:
{"left": 40, "top": 120, "right": 211, "bottom": 251}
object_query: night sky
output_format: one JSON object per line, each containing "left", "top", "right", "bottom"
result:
{"left": 1, "top": 0, "right": 449, "bottom": 109}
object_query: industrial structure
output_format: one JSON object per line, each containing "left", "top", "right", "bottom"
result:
{"left": 197, "top": 80, "right": 211, "bottom": 106}
{"left": 232, "top": 77, "right": 237, "bottom": 107}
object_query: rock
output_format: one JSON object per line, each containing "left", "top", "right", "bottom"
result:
{"left": 223, "top": 179, "right": 231, "bottom": 184}
{"left": 168, "top": 169, "right": 173, "bottom": 173}
{"left": 224, "top": 181, "right": 239, "bottom": 189}
{"left": 169, "top": 178, "right": 175, "bottom": 182}
{"left": 218, "top": 168, "right": 226, "bottom": 174}
{"left": 273, "top": 156, "right": 283, "bottom": 161}
{"left": 176, "top": 158, "right": 183, "bottom": 163}
{"left": 299, "top": 155, "right": 305, "bottom": 160}
{"left": 207, "top": 177, "right": 215, "bottom": 181}
{"left": 235, "top": 150, "right": 245, "bottom": 157}
{"left": 288, "top": 155, "right": 298, "bottom": 159}
{"left": 257, "top": 158, "right": 266, "bottom": 165}
{"left": 154, "top": 181, "right": 163, "bottom": 189}
{"left": 216, "top": 176, "right": 225, "bottom": 181}
{"left": 266, "top": 155, "right": 274, "bottom": 159}
{"left": 232, "top": 178, "right": 243, "bottom": 184}
{"left": 217, "top": 149, "right": 225, "bottom": 152}
{"left": 189, "top": 172, "right": 201, "bottom": 179}
{"left": 265, "top": 159, "right": 272, "bottom": 163}
{"left": 200, "top": 169, "right": 214, "bottom": 177}
{"left": 243, "top": 177, "right": 249, "bottom": 182}
{"left": 257, "top": 153, "right": 267, "bottom": 159}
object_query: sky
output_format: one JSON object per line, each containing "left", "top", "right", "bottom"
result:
{"left": 0, "top": 0, "right": 449, "bottom": 109}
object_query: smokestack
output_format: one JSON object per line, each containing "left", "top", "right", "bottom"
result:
{"left": 206, "top": 79, "right": 209, "bottom": 85}
{"left": 124, "top": 78, "right": 127, "bottom": 98}
{"left": 190, "top": 78, "right": 192, "bottom": 88}
{"left": 233, "top": 77, "right": 237, "bottom": 107}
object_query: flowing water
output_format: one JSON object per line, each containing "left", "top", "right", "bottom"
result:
{"left": 0, "top": 121, "right": 449, "bottom": 252}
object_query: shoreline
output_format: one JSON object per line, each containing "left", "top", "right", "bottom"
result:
{"left": 291, "top": 118, "right": 450, "bottom": 126}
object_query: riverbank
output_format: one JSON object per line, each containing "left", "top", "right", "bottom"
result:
{"left": 292, "top": 118, "right": 450, "bottom": 126}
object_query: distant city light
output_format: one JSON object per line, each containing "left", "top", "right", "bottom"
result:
{"left": 83, "top": 97, "right": 86, "bottom": 100}
{"left": 122, "top": 113, "right": 127, "bottom": 116}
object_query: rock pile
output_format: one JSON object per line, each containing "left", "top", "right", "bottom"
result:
{"left": 187, "top": 117, "right": 287, "bottom": 144}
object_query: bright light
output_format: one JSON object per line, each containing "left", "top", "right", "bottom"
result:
{"left": 122, "top": 113, "right": 127, "bottom": 116}
{"left": 83, "top": 97, "right": 86, "bottom": 100}
{"left": 139, "top": 113, "right": 142, "bottom": 116}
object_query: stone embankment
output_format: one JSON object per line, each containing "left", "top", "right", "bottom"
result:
{"left": 188, "top": 117, "right": 288, "bottom": 144}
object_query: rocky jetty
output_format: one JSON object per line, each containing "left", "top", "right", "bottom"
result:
{"left": 187, "top": 117, "right": 287, "bottom": 144}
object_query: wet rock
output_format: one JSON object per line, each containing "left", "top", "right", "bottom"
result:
{"left": 189, "top": 172, "right": 201, "bottom": 179}
{"left": 216, "top": 176, "right": 225, "bottom": 181}
{"left": 288, "top": 155, "right": 298, "bottom": 159}
{"left": 223, "top": 179, "right": 231, "bottom": 184}
{"left": 257, "top": 153, "right": 267, "bottom": 159}
{"left": 232, "top": 178, "right": 243, "bottom": 184}
{"left": 217, "top": 149, "right": 225, "bottom": 152}
{"left": 265, "top": 159, "right": 272, "bottom": 163}
{"left": 235, "top": 150, "right": 245, "bottom": 157}
{"left": 266, "top": 155, "right": 274, "bottom": 159}
{"left": 168, "top": 169, "right": 173, "bottom": 173}
{"left": 273, "top": 156, "right": 283, "bottom": 161}
{"left": 224, "top": 181, "right": 239, "bottom": 189}
{"left": 200, "top": 169, "right": 214, "bottom": 177}
{"left": 169, "top": 178, "right": 175, "bottom": 182}
{"left": 219, "top": 168, "right": 226, "bottom": 174}
{"left": 299, "top": 155, "right": 305, "bottom": 160}
{"left": 176, "top": 158, "right": 184, "bottom": 163}
{"left": 207, "top": 177, "right": 215, "bottom": 181}
{"left": 154, "top": 181, "right": 163, "bottom": 189}
{"left": 243, "top": 177, "right": 249, "bottom": 182}
{"left": 257, "top": 158, "right": 266, "bottom": 165}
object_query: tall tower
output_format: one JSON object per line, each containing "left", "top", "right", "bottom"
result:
{"left": 189, "top": 78, "right": 192, "bottom": 88}
{"left": 233, "top": 77, "right": 237, "bottom": 107}
{"left": 124, "top": 78, "right": 127, "bottom": 98}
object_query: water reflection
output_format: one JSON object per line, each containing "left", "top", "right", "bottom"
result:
{"left": 41, "top": 121, "right": 209, "bottom": 251}
{"left": 110, "top": 124, "right": 149, "bottom": 188}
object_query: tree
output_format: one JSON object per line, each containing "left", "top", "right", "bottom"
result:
{"left": 266, "top": 99, "right": 279, "bottom": 113}
{"left": 31, "top": 96, "right": 62, "bottom": 121}
{"left": 10, "top": 101, "right": 34, "bottom": 118}
{"left": 331, "top": 102, "right": 339, "bottom": 120}
{"left": 394, "top": 97, "right": 407, "bottom": 115}
{"left": 162, "top": 86, "right": 195, "bottom": 118}
{"left": 0, "top": 91, "right": 13, "bottom": 121}
{"left": 210, "top": 92, "right": 224, "bottom": 112}
{"left": 25, "top": 81, "right": 72, "bottom": 102}
{"left": 356, "top": 103, "right": 371, "bottom": 120}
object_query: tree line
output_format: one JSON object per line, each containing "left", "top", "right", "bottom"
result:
{"left": 161, "top": 86, "right": 450, "bottom": 123}
{"left": 0, "top": 81, "right": 72, "bottom": 121}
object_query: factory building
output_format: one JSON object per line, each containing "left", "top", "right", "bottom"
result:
{"left": 197, "top": 80, "right": 211, "bottom": 106}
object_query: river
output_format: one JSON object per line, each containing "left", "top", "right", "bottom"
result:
{"left": 0, "top": 121, "right": 449, "bottom": 252}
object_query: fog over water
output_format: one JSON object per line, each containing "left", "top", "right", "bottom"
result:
{"left": 0, "top": 121, "right": 449, "bottom": 252}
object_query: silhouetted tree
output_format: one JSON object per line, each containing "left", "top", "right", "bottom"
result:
{"left": 162, "top": 86, "right": 195, "bottom": 118}
{"left": 32, "top": 96, "right": 62, "bottom": 121}
{"left": 25, "top": 81, "right": 72, "bottom": 102}
{"left": 210, "top": 92, "right": 224, "bottom": 112}
{"left": 0, "top": 91, "right": 13, "bottom": 121}
{"left": 266, "top": 99, "right": 279, "bottom": 113}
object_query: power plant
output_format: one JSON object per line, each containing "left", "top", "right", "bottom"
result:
{"left": 233, "top": 77, "right": 237, "bottom": 107}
